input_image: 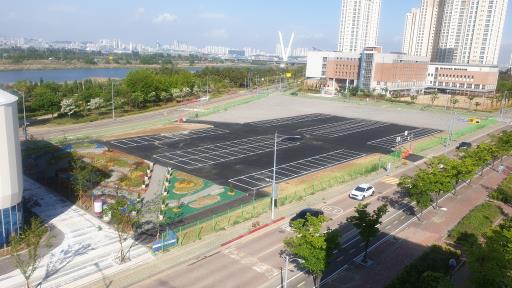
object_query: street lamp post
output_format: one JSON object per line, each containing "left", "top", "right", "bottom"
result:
{"left": 271, "top": 133, "right": 302, "bottom": 220}
{"left": 271, "top": 131, "right": 277, "bottom": 220}
{"left": 111, "top": 81, "right": 115, "bottom": 120}
{"left": 283, "top": 255, "right": 289, "bottom": 288}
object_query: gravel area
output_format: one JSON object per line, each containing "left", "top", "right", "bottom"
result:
{"left": 202, "top": 94, "right": 476, "bottom": 130}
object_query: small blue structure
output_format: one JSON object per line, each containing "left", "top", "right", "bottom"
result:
{"left": 152, "top": 229, "right": 178, "bottom": 252}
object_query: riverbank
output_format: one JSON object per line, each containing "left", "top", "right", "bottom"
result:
{"left": 0, "top": 61, "right": 264, "bottom": 71}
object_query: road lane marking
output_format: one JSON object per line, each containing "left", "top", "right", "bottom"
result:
{"left": 381, "top": 176, "right": 400, "bottom": 185}
{"left": 336, "top": 255, "right": 344, "bottom": 262}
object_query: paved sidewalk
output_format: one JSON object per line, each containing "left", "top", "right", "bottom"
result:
{"left": 88, "top": 122, "right": 508, "bottom": 288}
{"left": 322, "top": 158, "right": 512, "bottom": 288}
{"left": 0, "top": 177, "right": 153, "bottom": 288}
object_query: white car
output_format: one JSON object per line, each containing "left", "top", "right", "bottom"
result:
{"left": 349, "top": 184, "right": 375, "bottom": 201}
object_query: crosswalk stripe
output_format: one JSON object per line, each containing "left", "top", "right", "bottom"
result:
{"left": 382, "top": 177, "right": 400, "bottom": 185}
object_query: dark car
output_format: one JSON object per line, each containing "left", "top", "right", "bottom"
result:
{"left": 290, "top": 208, "right": 324, "bottom": 225}
{"left": 456, "top": 142, "right": 472, "bottom": 150}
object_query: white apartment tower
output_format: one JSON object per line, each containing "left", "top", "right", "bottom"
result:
{"left": 433, "top": 0, "right": 509, "bottom": 65}
{"left": 402, "top": 8, "right": 420, "bottom": 55}
{"left": 337, "top": 0, "right": 381, "bottom": 53}
{"left": 404, "top": 0, "right": 509, "bottom": 65}
{"left": 402, "top": 0, "right": 442, "bottom": 59}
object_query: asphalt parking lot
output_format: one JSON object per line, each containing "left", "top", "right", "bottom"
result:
{"left": 106, "top": 113, "right": 441, "bottom": 225}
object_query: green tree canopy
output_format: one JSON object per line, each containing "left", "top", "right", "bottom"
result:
{"left": 347, "top": 203, "right": 389, "bottom": 263}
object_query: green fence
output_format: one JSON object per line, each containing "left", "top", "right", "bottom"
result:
{"left": 414, "top": 118, "right": 497, "bottom": 154}
{"left": 174, "top": 151, "right": 403, "bottom": 247}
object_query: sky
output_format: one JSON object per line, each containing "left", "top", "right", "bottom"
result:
{"left": 1, "top": 0, "right": 511, "bottom": 65}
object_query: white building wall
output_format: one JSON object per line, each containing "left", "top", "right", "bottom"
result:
{"left": 433, "top": 0, "right": 509, "bottom": 65}
{"left": 338, "top": 0, "right": 381, "bottom": 53}
{"left": 0, "top": 90, "right": 23, "bottom": 210}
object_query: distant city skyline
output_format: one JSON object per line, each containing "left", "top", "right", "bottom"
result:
{"left": 1, "top": 0, "right": 511, "bottom": 64}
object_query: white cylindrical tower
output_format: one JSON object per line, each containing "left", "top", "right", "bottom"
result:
{"left": 0, "top": 89, "right": 23, "bottom": 246}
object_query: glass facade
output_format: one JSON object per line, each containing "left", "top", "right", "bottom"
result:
{"left": 0, "top": 202, "right": 23, "bottom": 247}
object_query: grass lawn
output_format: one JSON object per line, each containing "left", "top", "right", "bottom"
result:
{"left": 448, "top": 202, "right": 503, "bottom": 242}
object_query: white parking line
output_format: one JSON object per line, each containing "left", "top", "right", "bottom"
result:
{"left": 111, "top": 127, "right": 229, "bottom": 147}
{"left": 154, "top": 134, "right": 300, "bottom": 168}
{"left": 229, "top": 149, "right": 366, "bottom": 190}
{"left": 367, "top": 128, "right": 442, "bottom": 149}
{"left": 249, "top": 113, "right": 333, "bottom": 127}
{"left": 299, "top": 119, "right": 391, "bottom": 138}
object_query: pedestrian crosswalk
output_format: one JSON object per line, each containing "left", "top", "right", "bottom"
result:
{"left": 382, "top": 176, "right": 400, "bottom": 185}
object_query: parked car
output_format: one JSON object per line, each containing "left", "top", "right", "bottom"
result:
{"left": 290, "top": 208, "right": 324, "bottom": 225}
{"left": 349, "top": 184, "right": 375, "bottom": 201}
{"left": 456, "top": 141, "right": 472, "bottom": 150}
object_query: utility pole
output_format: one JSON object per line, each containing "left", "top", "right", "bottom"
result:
{"left": 271, "top": 131, "right": 277, "bottom": 220}
{"left": 21, "top": 91, "right": 28, "bottom": 140}
{"left": 111, "top": 81, "right": 115, "bottom": 120}
{"left": 283, "top": 255, "right": 289, "bottom": 288}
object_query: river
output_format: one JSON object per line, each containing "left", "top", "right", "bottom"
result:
{"left": 0, "top": 67, "right": 203, "bottom": 84}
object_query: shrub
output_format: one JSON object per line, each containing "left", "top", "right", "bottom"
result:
{"left": 448, "top": 202, "right": 502, "bottom": 242}
{"left": 386, "top": 245, "right": 459, "bottom": 288}
{"left": 490, "top": 175, "right": 512, "bottom": 205}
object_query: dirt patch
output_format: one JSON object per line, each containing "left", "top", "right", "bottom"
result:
{"left": 103, "top": 123, "right": 212, "bottom": 140}
{"left": 263, "top": 154, "right": 382, "bottom": 195}
{"left": 189, "top": 195, "right": 220, "bottom": 208}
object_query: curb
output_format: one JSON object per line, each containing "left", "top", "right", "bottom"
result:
{"left": 221, "top": 217, "right": 286, "bottom": 247}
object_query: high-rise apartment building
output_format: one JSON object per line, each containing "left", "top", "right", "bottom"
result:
{"left": 402, "top": 0, "right": 442, "bottom": 59}
{"left": 337, "top": 0, "right": 381, "bottom": 53}
{"left": 402, "top": 8, "right": 420, "bottom": 55}
{"left": 433, "top": 0, "right": 508, "bottom": 65}
{"left": 403, "top": 0, "right": 509, "bottom": 66}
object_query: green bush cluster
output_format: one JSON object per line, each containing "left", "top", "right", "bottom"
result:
{"left": 448, "top": 202, "right": 502, "bottom": 243}
{"left": 386, "top": 245, "right": 459, "bottom": 288}
{"left": 490, "top": 175, "right": 512, "bottom": 204}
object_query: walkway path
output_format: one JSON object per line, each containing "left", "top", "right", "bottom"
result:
{"left": 0, "top": 177, "right": 153, "bottom": 288}
{"left": 320, "top": 159, "right": 511, "bottom": 288}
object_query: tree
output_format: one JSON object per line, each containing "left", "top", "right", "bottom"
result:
{"left": 284, "top": 214, "right": 338, "bottom": 287}
{"left": 430, "top": 92, "right": 439, "bottom": 105}
{"left": 86, "top": 97, "right": 104, "bottom": 112}
{"left": 467, "top": 95, "right": 476, "bottom": 109}
{"left": 10, "top": 218, "right": 49, "bottom": 288}
{"left": 346, "top": 203, "right": 388, "bottom": 263}
{"left": 467, "top": 218, "right": 512, "bottom": 287}
{"left": 418, "top": 271, "right": 454, "bottom": 288}
{"left": 492, "top": 131, "right": 512, "bottom": 160}
{"left": 104, "top": 196, "right": 138, "bottom": 264}
{"left": 399, "top": 175, "right": 431, "bottom": 219}
{"left": 463, "top": 144, "right": 495, "bottom": 175}
{"left": 60, "top": 98, "right": 77, "bottom": 118}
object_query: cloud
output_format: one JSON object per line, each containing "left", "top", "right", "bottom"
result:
{"left": 205, "top": 29, "right": 228, "bottom": 39}
{"left": 47, "top": 4, "right": 78, "bottom": 13}
{"left": 199, "top": 12, "right": 225, "bottom": 19}
{"left": 153, "top": 13, "right": 177, "bottom": 24}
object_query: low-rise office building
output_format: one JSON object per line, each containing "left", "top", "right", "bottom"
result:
{"left": 426, "top": 63, "right": 499, "bottom": 94}
{"left": 306, "top": 47, "right": 500, "bottom": 96}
